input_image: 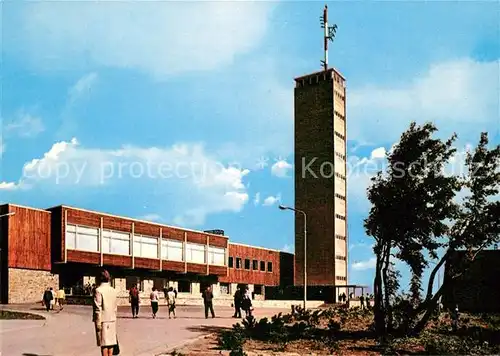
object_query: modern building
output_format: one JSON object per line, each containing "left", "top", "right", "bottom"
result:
{"left": 0, "top": 203, "right": 293, "bottom": 304}
{"left": 294, "top": 67, "right": 348, "bottom": 299}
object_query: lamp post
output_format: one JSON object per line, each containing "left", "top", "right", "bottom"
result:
{"left": 0, "top": 211, "right": 15, "bottom": 304}
{"left": 279, "top": 204, "right": 307, "bottom": 310}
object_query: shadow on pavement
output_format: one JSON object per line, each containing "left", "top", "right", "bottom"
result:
{"left": 186, "top": 325, "right": 231, "bottom": 334}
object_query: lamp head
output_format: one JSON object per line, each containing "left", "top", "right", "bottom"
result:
{"left": 278, "top": 205, "right": 287, "bottom": 210}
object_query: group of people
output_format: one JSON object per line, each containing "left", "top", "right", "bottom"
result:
{"left": 233, "top": 284, "right": 253, "bottom": 318}
{"left": 128, "top": 285, "right": 178, "bottom": 319}
{"left": 42, "top": 287, "right": 66, "bottom": 311}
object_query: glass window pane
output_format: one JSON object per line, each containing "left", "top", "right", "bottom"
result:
{"left": 65, "top": 232, "right": 76, "bottom": 249}
{"left": 102, "top": 237, "right": 111, "bottom": 253}
{"left": 76, "top": 233, "right": 98, "bottom": 252}
{"left": 111, "top": 238, "right": 130, "bottom": 255}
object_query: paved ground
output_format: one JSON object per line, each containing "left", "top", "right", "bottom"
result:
{"left": 0, "top": 304, "right": 288, "bottom": 356}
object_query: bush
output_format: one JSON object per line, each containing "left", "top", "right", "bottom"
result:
{"left": 218, "top": 324, "right": 246, "bottom": 353}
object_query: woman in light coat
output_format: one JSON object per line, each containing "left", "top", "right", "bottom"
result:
{"left": 93, "top": 270, "right": 119, "bottom": 356}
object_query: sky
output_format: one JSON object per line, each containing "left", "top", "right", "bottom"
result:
{"left": 1, "top": 0, "right": 499, "bottom": 291}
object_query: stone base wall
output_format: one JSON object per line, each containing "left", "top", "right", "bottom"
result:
{"left": 8, "top": 268, "right": 59, "bottom": 304}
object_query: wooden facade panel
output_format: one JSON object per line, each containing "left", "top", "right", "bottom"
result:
{"left": 186, "top": 231, "right": 207, "bottom": 245}
{"left": 102, "top": 216, "right": 132, "bottom": 233}
{"left": 208, "top": 235, "right": 228, "bottom": 248}
{"left": 103, "top": 254, "right": 132, "bottom": 267}
{"left": 67, "top": 250, "right": 100, "bottom": 265}
{"left": 8, "top": 205, "right": 52, "bottom": 271}
{"left": 162, "top": 227, "right": 184, "bottom": 241}
{"left": 209, "top": 265, "right": 227, "bottom": 276}
{"left": 162, "top": 260, "right": 185, "bottom": 272}
{"left": 219, "top": 244, "right": 281, "bottom": 286}
{"left": 135, "top": 257, "right": 159, "bottom": 270}
{"left": 134, "top": 221, "right": 160, "bottom": 237}
{"left": 66, "top": 209, "right": 101, "bottom": 228}
{"left": 187, "top": 263, "right": 207, "bottom": 274}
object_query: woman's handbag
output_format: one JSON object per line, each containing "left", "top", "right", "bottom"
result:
{"left": 113, "top": 339, "right": 120, "bottom": 355}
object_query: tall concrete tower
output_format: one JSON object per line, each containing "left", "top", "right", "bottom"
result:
{"left": 293, "top": 6, "right": 347, "bottom": 299}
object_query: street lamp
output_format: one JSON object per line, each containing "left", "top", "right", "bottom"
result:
{"left": 279, "top": 204, "right": 307, "bottom": 310}
{"left": 0, "top": 211, "right": 15, "bottom": 304}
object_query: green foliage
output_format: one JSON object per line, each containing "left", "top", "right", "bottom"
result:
{"left": 420, "top": 333, "right": 499, "bottom": 355}
{"left": 218, "top": 323, "right": 246, "bottom": 353}
{"left": 364, "top": 122, "right": 500, "bottom": 336}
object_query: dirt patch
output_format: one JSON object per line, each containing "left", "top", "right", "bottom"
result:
{"left": 0, "top": 310, "right": 45, "bottom": 320}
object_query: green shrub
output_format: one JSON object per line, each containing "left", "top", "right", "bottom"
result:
{"left": 218, "top": 324, "right": 246, "bottom": 352}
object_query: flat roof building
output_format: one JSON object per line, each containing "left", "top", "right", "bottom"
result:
{"left": 0, "top": 203, "right": 293, "bottom": 304}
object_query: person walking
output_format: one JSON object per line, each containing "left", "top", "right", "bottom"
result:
{"left": 129, "top": 284, "right": 140, "bottom": 318}
{"left": 50, "top": 287, "right": 56, "bottom": 310}
{"left": 43, "top": 287, "right": 53, "bottom": 312}
{"left": 232, "top": 285, "right": 242, "bottom": 318}
{"left": 201, "top": 286, "right": 215, "bottom": 319}
{"left": 242, "top": 287, "right": 253, "bottom": 317}
{"left": 57, "top": 287, "right": 66, "bottom": 310}
{"left": 93, "top": 270, "right": 119, "bottom": 356}
{"left": 166, "top": 287, "right": 176, "bottom": 319}
{"left": 360, "top": 294, "right": 365, "bottom": 309}
{"left": 150, "top": 287, "right": 160, "bottom": 319}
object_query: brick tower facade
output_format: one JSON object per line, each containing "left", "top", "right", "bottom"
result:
{"left": 294, "top": 68, "right": 347, "bottom": 295}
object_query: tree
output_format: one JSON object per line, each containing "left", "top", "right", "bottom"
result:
{"left": 364, "top": 122, "right": 500, "bottom": 337}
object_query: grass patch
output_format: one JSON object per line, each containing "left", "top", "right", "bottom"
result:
{"left": 0, "top": 310, "right": 45, "bottom": 320}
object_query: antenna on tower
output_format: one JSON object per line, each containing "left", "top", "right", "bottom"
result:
{"left": 320, "top": 5, "right": 338, "bottom": 71}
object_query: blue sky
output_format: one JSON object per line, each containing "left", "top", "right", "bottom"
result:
{"left": 1, "top": 1, "right": 499, "bottom": 291}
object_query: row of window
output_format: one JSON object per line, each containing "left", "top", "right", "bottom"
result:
{"left": 335, "top": 214, "right": 346, "bottom": 221}
{"left": 335, "top": 193, "right": 346, "bottom": 201}
{"left": 336, "top": 255, "right": 346, "bottom": 261}
{"left": 65, "top": 224, "right": 226, "bottom": 265}
{"left": 335, "top": 172, "right": 346, "bottom": 181}
{"left": 336, "top": 276, "right": 347, "bottom": 281}
{"left": 335, "top": 91, "right": 345, "bottom": 101}
{"left": 336, "top": 234, "right": 346, "bottom": 241}
{"left": 335, "top": 152, "right": 346, "bottom": 161}
{"left": 334, "top": 110, "right": 345, "bottom": 121}
{"left": 334, "top": 131, "right": 345, "bottom": 140}
{"left": 228, "top": 257, "right": 273, "bottom": 273}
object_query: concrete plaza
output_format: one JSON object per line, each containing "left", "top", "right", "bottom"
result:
{"left": 1, "top": 304, "right": 288, "bottom": 355}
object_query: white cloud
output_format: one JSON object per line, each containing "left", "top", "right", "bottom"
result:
{"left": 262, "top": 194, "right": 281, "bottom": 207}
{"left": 349, "top": 58, "right": 500, "bottom": 144}
{"left": 271, "top": 159, "right": 293, "bottom": 178}
{"left": 351, "top": 257, "right": 377, "bottom": 270}
{"left": 68, "top": 72, "right": 98, "bottom": 104}
{"left": 370, "top": 147, "right": 386, "bottom": 160}
{"left": 4, "top": 112, "right": 44, "bottom": 138}
{"left": 253, "top": 192, "right": 261, "bottom": 206}
{"left": 0, "top": 182, "right": 19, "bottom": 191}
{"left": 14, "top": 1, "right": 275, "bottom": 79}
{"left": 6, "top": 138, "right": 250, "bottom": 227}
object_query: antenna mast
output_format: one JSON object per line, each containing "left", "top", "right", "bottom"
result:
{"left": 320, "top": 5, "right": 338, "bottom": 71}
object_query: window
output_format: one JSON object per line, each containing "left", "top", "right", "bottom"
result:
{"left": 102, "top": 229, "right": 130, "bottom": 255}
{"left": 228, "top": 256, "right": 234, "bottom": 268}
{"left": 260, "top": 261, "right": 265, "bottom": 271}
{"left": 267, "top": 262, "right": 273, "bottom": 272}
{"left": 252, "top": 260, "right": 258, "bottom": 271}
{"left": 220, "top": 283, "right": 230, "bottom": 295}
{"left": 134, "top": 234, "right": 158, "bottom": 259}
{"left": 336, "top": 255, "right": 346, "bottom": 261}
{"left": 208, "top": 246, "right": 226, "bottom": 266}
{"left": 244, "top": 259, "right": 250, "bottom": 270}
{"left": 153, "top": 278, "right": 167, "bottom": 291}
{"left": 178, "top": 280, "right": 191, "bottom": 293}
{"left": 336, "top": 214, "right": 346, "bottom": 220}
{"left": 236, "top": 257, "right": 242, "bottom": 269}
{"left": 335, "top": 172, "right": 346, "bottom": 181}
{"left": 335, "top": 193, "right": 346, "bottom": 201}
{"left": 254, "top": 285, "right": 263, "bottom": 295}
{"left": 65, "top": 224, "right": 99, "bottom": 252}
{"left": 336, "top": 234, "right": 346, "bottom": 241}
{"left": 161, "top": 239, "right": 183, "bottom": 261}
{"left": 336, "top": 276, "right": 347, "bottom": 281}
{"left": 186, "top": 243, "right": 206, "bottom": 264}
{"left": 335, "top": 131, "right": 345, "bottom": 140}
{"left": 65, "top": 224, "right": 76, "bottom": 249}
